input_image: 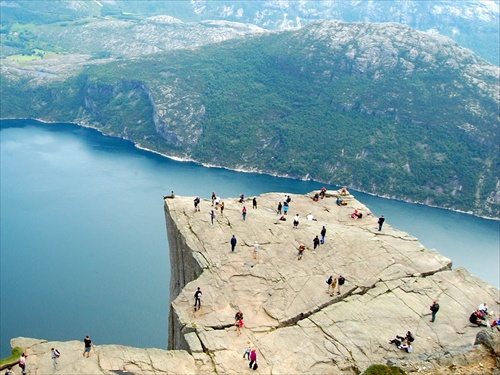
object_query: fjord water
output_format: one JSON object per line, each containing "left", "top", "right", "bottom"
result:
{"left": 1, "top": 119, "right": 498, "bottom": 357}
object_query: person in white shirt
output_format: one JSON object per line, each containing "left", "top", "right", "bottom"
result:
{"left": 479, "top": 303, "right": 489, "bottom": 317}
{"left": 398, "top": 341, "right": 413, "bottom": 353}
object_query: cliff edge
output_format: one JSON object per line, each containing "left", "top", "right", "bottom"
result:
{"left": 164, "top": 191, "right": 500, "bottom": 374}
{"left": 5, "top": 191, "right": 499, "bottom": 374}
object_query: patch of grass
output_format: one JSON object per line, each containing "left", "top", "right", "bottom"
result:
{"left": 6, "top": 54, "right": 40, "bottom": 61}
{"left": 0, "top": 347, "right": 23, "bottom": 369}
{"left": 363, "top": 364, "right": 406, "bottom": 375}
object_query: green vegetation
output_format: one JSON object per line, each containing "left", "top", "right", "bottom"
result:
{"left": 0, "top": 347, "right": 23, "bottom": 369}
{"left": 1, "top": 22, "right": 498, "bottom": 217}
{"left": 363, "top": 364, "right": 406, "bottom": 375}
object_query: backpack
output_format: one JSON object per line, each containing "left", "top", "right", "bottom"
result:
{"left": 252, "top": 362, "right": 258, "bottom": 370}
{"left": 55, "top": 349, "right": 60, "bottom": 358}
{"left": 326, "top": 277, "right": 332, "bottom": 285}
{"left": 407, "top": 334, "right": 415, "bottom": 342}
{"left": 338, "top": 277, "right": 345, "bottom": 285}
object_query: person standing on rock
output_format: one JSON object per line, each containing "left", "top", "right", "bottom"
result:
{"left": 330, "top": 277, "right": 338, "bottom": 296}
{"left": 378, "top": 215, "right": 385, "bottom": 231}
{"left": 283, "top": 203, "right": 289, "bottom": 215}
{"left": 313, "top": 235, "right": 320, "bottom": 249}
{"left": 293, "top": 214, "right": 300, "bottom": 228}
{"left": 253, "top": 241, "right": 259, "bottom": 259}
{"left": 194, "top": 196, "right": 200, "bottom": 212}
{"left": 220, "top": 201, "right": 225, "bottom": 216}
{"left": 337, "top": 275, "right": 345, "bottom": 295}
{"left": 51, "top": 348, "right": 60, "bottom": 370}
{"left": 430, "top": 300, "right": 440, "bottom": 322}
{"left": 320, "top": 226, "right": 326, "bottom": 244}
{"left": 243, "top": 341, "right": 252, "bottom": 360}
{"left": 297, "top": 243, "right": 306, "bottom": 260}
{"left": 194, "top": 287, "right": 202, "bottom": 311}
{"left": 249, "top": 349, "right": 258, "bottom": 370}
{"left": 253, "top": 197, "right": 257, "bottom": 209}
{"left": 211, "top": 191, "right": 216, "bottom": 206}
{"left": 230, "top": 235, "right": 237, "bottom": 252}
{"left": 19, "top": 353, "right": 27, "bottom": 375}
{"left": 83, "top": 336, "right": 93, "bottom": 358}
{"left": 326, "top": 275, "right": 333, "bottom": 292}
{"left": 210, "top": 210, "right": 215, "bottom": 225}
{"left": 242, "top": 206, "right": 247, "bottom": 220}
{"left": 277, "top": 201, "right": 282, "bottom": 215}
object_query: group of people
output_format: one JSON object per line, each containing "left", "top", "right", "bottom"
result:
{"left": 326, "top": 275, "right": 345, "bottom": 296}
{"left": 7, "top": 336, "right": 94, "bottom": 374}
{"left": 469, "top": 302, "right": 497, "bottom": 328}
{"left": 389, "top": 331, "right": 414, "bottom": 353}
{"left": 189, "top": 188, "right": 384, "bottom": 371}
{"left": 276, "top": 195, "right": 292, "bottom": 217}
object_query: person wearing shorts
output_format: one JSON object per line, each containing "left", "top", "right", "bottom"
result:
{"left": 83, "top": 335, "right": 93, "bottom": 357}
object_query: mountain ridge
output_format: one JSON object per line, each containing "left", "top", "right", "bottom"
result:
{"left": 1, "top": 20, "right": 499, "bottom": 218}
{"left": 1, "top": 0, "right": 498, "bottom": 64}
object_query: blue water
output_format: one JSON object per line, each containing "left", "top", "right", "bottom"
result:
{"left": 1, "top": 119, "right": 499, "bottom": 357}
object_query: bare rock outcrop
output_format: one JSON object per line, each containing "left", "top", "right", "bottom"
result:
{"left": 165, "top": 191, "right": 499, "bottom": 374}
{"left": 5, "top": 192, "right": 499, "bottom": 374}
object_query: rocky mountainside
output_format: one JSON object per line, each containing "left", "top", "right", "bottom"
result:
{"left": 1, "top": 0, "right": 498, "bottom": 64}
{"left": 1, "top": 20, "right": 498, "bottom": 217}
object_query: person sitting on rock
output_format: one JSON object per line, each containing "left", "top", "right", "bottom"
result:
{"left": 389, "top": 335, "right": 405, "bottom": 347}
{"left": 307, "top": 213, "right": 317, "bottom": 221}
{"left": 164, "top": 191, "right": 175, "bottom": 199}
{"left": 389, "top": 331, "right": 413, "bottom": 346}
{"left": 340, "top": 186, "right": 349, "bottom": 195}
{"left": 469, "top": 311, "right": 488, "bottom": 327}
{"left": 351, "top": 209, "right": 362, "bottom": 219}
{"left": 313, "top": 193, "right": 319, "bottom": 202}
{"left": 405, "top": 331, "right": 415, "bottom": 343}
{"left": 336, "top": 197, "right": 344, "bottom": 206}
{"left": 478, "top": 303, "right": 489, "bottom": 317}
{"left": 398, "top": 340, "right": 413, "bottom": 353}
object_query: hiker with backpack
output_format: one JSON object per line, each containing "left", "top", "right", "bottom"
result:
{"left": 337, "top": 275, "right": 345, "bottom": 295}
{"left": 51, "top": 348, "right": 60, "bottom": 370}
{"left": 249, "top": 349, "right": 258, "bottom": 370}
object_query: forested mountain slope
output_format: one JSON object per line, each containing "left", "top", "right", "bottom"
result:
{"left": 1, "top": 21, "right": 499, "bottom": 217}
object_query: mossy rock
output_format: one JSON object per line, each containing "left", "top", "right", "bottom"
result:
{"left": 0, "top": 347, "right": 23, "bottom": 370}
{"left": 363, "top": 364, "right": 406, "bottom": 375}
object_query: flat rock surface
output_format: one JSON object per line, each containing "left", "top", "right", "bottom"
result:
{"left": 166, "top": 192, "right": 499, "bottom": 374}
{"left": 6, "top": 192, "right": 499, "bottom": 374}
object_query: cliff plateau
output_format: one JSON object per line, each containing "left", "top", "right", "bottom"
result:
{"left": 5, "top": 192, "right": 500, "bottom": 374}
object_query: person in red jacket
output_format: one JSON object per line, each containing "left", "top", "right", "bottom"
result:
{"left": 249, "top": 349, "right": 257, "bottom": 370}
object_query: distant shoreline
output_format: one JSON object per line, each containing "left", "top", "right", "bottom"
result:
{"left": 1, "top": 117, "right": 498, "bottom": 221}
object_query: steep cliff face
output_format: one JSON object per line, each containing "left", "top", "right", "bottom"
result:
{"left": 163, "top": 192, "right": 500, "bottom": 374}
{"left": 164, "top": 202, "right": 206, "bottom": 351}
